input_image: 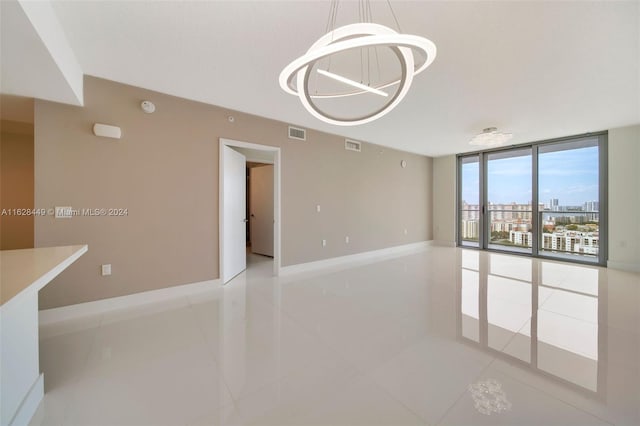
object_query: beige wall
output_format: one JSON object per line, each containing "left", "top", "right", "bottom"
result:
{"left": 608, "top": 125, "right": 640, "bottom": 271}
{"left": 35, "top": 76, "right": 432, "bottom": 309}
{"left": 432, "top": 155, "right": 456, "bottom": 244}
{"left": 1, "top": 120, "right": 35, "bottom": 250}
{"left": 0, "top": 95, "right": 34, "bottom": 124}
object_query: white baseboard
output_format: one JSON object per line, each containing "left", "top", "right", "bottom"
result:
{"left": 280, "top": 241, "right": 432, "bottom": 276}
{"left": 607, "top": 260, "right": 640, "bottom": 273}
{"left": 9, "top": 374, "right": 43, "bottom": 426}
{"left": 432, "top": 240, "right": 456, "bottom": 247}
{"left": 40, "top": 242, "right": 434, "bottom": 324}
{"left": 39, "top": 279, "right": 221, "bottom": 326}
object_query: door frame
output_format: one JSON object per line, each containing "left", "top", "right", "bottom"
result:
{"left": 219, "top": 138, "right": 281, "bottom": 281}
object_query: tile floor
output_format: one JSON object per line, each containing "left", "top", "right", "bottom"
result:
{"left": 29, "top": 247, "right": 639, "bottom": 425}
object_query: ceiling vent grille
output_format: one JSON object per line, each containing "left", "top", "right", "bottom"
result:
{"left": 288, "top": 126, "right": 306, "bottom": 141}
{"left": 345, "top": 139, "right": 362, "bottom": 152}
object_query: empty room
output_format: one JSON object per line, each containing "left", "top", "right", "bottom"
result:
{"left": 0, "top": 1, "right": 638, "bottom": 425}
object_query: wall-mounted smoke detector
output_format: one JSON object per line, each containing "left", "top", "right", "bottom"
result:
{"left": 345, "top": 139, "right": 361, "bottom": 152}
{"left": 469, "top": 127, "right": 513, "bottom": 147}
{"left": 140, "top": 100, "right": 155, "bottom": 114}
{"left": 288, "top": 126, "right": 306, "bottom": 141}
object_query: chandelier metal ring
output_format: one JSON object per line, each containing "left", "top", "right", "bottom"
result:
{"left": 300, "top": 46, "right": 409, "bottom": 124}
{"left": 279, "top": 23, "right": 436, "bottom": 126}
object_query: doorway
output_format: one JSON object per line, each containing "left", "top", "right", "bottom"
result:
{"left": 246, "top": 162, "right": 274, "bottom": 257}
{"left": 219, "top": 138, "right": 281, "bottom": 284}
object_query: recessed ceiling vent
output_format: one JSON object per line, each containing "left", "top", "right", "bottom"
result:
{"left": 345, "top": 139, "right": 362, "bottom": 152}
{"left": 288, "top": 126, "right": 306, "bottom": 141}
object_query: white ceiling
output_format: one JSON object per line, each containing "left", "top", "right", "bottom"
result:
{"left": 1, "top": 0, "right": 83, "bottom": 106}
{"left": 48, "top": 0, "right": 639, "bottom": 157}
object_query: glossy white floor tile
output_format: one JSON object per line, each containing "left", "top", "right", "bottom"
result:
{"left": 30, "top": 247, "right": 640, "bottom": 426}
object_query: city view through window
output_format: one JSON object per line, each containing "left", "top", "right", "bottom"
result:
{"left": 460, "top": 138, "right": 601, "bottom": 261}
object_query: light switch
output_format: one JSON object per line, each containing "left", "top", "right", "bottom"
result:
{"left": 101, "top": 264, "right": 111, "bottom": 276}
{"left": 316, "top": 205, "right": 321, "bottom": 213}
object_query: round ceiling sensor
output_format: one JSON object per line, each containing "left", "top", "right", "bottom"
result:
{"left": 141, "top": 100, "right": 156, "bottom": 114}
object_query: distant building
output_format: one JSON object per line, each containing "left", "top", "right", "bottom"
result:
{"left": 464, "top": 199, "right": 599, "bottom": 255}
{"left": 487, "top": 202, "right": 544, "bottom": 221}
{"left": 462, "top": 220, "right": 479, "bottom": 240}
{"left": 461, "top": 202, "right": 480, "bottom": 220}
{"left": 542, "top": 231, "right": 599, "bottom": 255}
{"left": 506, "top": 229, "right": 599, "bottom": 255}
{"left": 584, "top": 200, "right": 599, "bottom": 221}
{"left": 509, "top": 230, "right": 532, "bottom": 247}
{"left": 584, "top": 201, "right": 599, "bottom": 211}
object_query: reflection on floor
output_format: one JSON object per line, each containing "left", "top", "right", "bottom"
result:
{"left": 31, "top": 247, "right": 639, "bottom": 425}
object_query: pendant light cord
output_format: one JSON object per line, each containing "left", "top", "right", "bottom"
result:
{"left": 359, "top": 0, "right": 364, "bottom": 83}
{"left": 369, "top": 1, "right": 381, "bottom": 85}
{"left": 322, "top": 0, "right": 340, "bottom": 80}
{"left": 320, "top": 0, "right": 402, "bottom": 90}
{"left": 386, "top": 0, "right": 402, "bottom": 33}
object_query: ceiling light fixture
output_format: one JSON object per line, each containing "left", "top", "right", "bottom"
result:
{"left": 317, "top": 69, "right": 389, "bottom": 97}
{"left": 469, "top": 127, "right": 513, "bottom": 147}
{"left": 279, "top": 1, "right": 436, "bottom": 126}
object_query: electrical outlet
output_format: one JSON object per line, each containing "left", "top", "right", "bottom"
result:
{"left": 403, "top": 228, "right": 408, "bottom": 235}
{"left": 101, "top": 264, "right": 111, "bottom": 276}
{"left": 316, "top": 204, "right": 321, "bottom": 213}
{"left": 322, "top": 239, "right": 327, "bottom": 247}
{"left": 345, "top": 236, "right": 350, "bottom": 244}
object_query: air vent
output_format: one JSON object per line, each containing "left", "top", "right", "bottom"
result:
{"left": 345, "top": 139, "right": 362, "bottom": 152}
{"left": 288, "top": 126, "right": 306, "bottom": 141}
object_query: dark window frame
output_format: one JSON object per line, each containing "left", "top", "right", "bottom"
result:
{"left": 456, "top": 132, "right": 608, "bottom": 266}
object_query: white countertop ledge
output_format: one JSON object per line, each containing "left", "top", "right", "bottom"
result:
{"left": 1, "top": 245, "right": 88, "bottom": 310}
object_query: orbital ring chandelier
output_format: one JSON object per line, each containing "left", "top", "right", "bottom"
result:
{"left": 279, "top": 3, "right": 437, "bottom": 126}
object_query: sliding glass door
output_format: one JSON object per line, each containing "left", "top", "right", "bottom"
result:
{"left": 538, "top": 138, "right": 601, "bottom": 261}
{"left": 460, "top": 156, "right": 480, "bottom": 247}
{"left": 486, "top": 148, "right": 533, "bottom": 254}
{"left": 457, "top": 133, "right": 607, "bottom": 265}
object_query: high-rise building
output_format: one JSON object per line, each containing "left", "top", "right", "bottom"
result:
{"left": 549, "top": 198, "right": 559, "bottom": 211}
{"left": 462, "top": 220, "right": 479, "bottom": 240}
{"left": 584, "top": 201, "right": 599, "bottom": 221}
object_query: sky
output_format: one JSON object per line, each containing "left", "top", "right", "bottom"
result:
{"left": 462, "top": 146, "right": 599, "bottom": 206}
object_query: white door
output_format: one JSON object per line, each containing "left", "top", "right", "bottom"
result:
{"left": 222, "top": 146, "right": 247, "bottom": 283}
{"left": 250, "top": 165, "right": 274, "bottom": 257}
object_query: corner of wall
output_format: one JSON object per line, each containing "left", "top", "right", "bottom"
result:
{"left": 607, "top": 125, "right": 640, "bottom": 269}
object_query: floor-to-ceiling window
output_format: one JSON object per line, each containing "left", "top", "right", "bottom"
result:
{"left": 486, "top": 148, "right": 533, "bottom": 254}
{"left": 538, "top": 138, "right": 602, "bottom": 261}
{"left": 460, "top": 156, "right": 480, "bottom": 247}
{"left": 457, "top": 133, "right": 607, "bottom": 265}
